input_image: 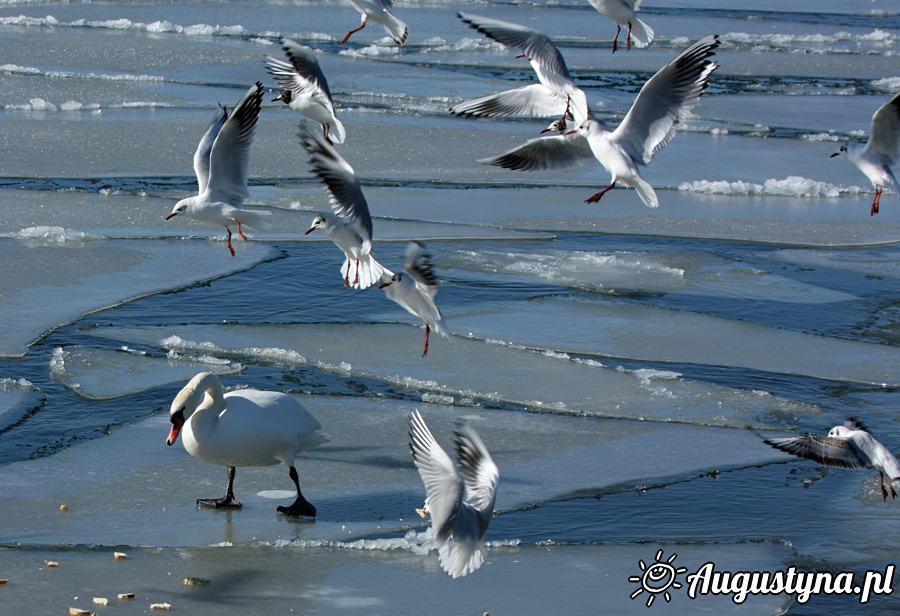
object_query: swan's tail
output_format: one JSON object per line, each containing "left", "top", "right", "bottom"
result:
{"left": 383, "top": 14, "right": 408, "bottom": 45}
{"left": 341, "top": 253, "right": 386, "bottom": 290}
{"left": 629, "top": 17, "right": 654, "bottom": 48}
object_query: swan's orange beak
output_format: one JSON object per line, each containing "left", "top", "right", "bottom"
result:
{"left": 166, "top": 415, "right": 185, "bottom": 446}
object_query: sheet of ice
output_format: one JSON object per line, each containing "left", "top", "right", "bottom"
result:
{"left": 772, "top": 248, "right": 900, "bottom": 279}
{"left": 0, "top": 541, "right": 793, "bottom": 616}
{"left": 0, "top": 377, "right": 43, "bottom": 432}
{"left": 82, "top": 323, "right": 818, "bottom": 428}
{"left": 447, "top": 297, "right": 900, "bottom": 386}
{"left": 50, "top": 347, "right": 242, "bottom": 400}
{"left": 447, "top": 247, "right": 858, "bottom": 302}
{"left": 0, "top": 396, "right": 790, "bottom": 548}
{"left": 0, "top": 238, "right": 274, "bottom": 358}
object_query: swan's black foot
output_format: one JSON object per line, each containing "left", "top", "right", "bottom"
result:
{"left": 197, "top": 496, "right": 242, "bottom": 509}
{"left": 277, "top": 497, "right": 316, "bottom": 518}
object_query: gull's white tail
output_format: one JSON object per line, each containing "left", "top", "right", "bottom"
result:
{"left": 341, "top": 253, "right": 386, "bottom": 290}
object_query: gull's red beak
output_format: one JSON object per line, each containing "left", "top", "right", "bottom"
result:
{"left": 166, "top": 415, "right": 185, "bottom": 446}
{"left": 830, "top": 152, "right": 840, "bottom": 158}
{"left": 305, "top": 227, "right": 315, "bottom": 235}
{"left": 379, "top": 282, "right": 391, "bottom": 289}
{"left": 165, "top": 213, "right": 177, "bottom": 220}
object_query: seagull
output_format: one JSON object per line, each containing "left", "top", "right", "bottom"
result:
{"left": 830, "top": 91, "right": 900, "bottom": 216}
{"left": 266, "top": 38, "right": 346, "bottom": 145}
{"left": 450, "top": 13, "right": 589, "bottom": 129}
{"left": 300, "top": 127, "right": 385, "bottom": 290}
{"left": 480, "top": 35, "right": 719, "bottom": 208}
{"left": 408, "top": 410, "right": 499, "bottom": 578}
{"left": 765, "top": 418, "right": 900, "bottom": 501}
{"left": 166, "top": 82, "right": 271, "bottom": 256}
{"left": 341, "top": 0, "right": 408, "bottom": 46}
{"left": 379, "top": 242, "right": 450, "bottom": 357}
{"left": 588, "top": 0, "right": 655, "bottom": 53}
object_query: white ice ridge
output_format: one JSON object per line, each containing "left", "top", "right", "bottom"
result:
{"left": 0, "top": 63, "right": 163, "bottom": 82}
{"left": 678, "top": 176, "right": 866, "bottom": 198}
{"left": 0, "top": 14, "right": 247, "bottom": 37}
{"left": 1, "top": 226, "right": 108, "bottom": 243}
{"left": 722, "top": 29, "right": 896, "bottom": 49}
{"left": 160, "top": 335, "right": 308, "bottom": 367}
{"left": 271, "top": 529, "right": 519, "bottom": 555}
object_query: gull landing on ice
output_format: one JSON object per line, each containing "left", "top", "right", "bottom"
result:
{"left": 379, "top": 242, "right": 450, "bottom": 357}
{"left": 765, "top": 418, "right": 900, "bottom": 501}
{"left": 830, "top": 91, "right": 900, "bottom": 216}
{"left": 165, "top": 82, "right": 271, "bottom": 256}
{"left": 408, "top": 410, "right": 499, "bottom": 578}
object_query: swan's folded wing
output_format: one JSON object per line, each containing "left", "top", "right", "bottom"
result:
{"left": 611, "top": 35, "right": 719, "bottom": 165}
{"left": 450, "top": 84, "right": 568, "bottom": 119}
{"left": 764, "top": 435, "right": 867, "bottom": 470}
{"left": 300, "top": 126, "right": 373, "bottom": 246}
{"left": 864, "top": 92, "right": 900, "bottom": 166}
{"left": 409, "top": 411, "right": 463, "bottom": 540}
{"left": 479, "top": 131, "right": 594, "bottom": 172}
{"left": 454, "top": 421, "right": 499, "bottom": 513}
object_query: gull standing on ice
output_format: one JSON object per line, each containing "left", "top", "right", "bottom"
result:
{"left": 166, "top": 372, "right": 327, "bottom": 517}
{"left": 765, "top": 418, "right": 900, "bottom": 501}
{"left": 266, "top": 39, "right": 346, "bottom": 145}
{"left": 301, "top": 127, "right": 385, "bottom": 290}
{"left": 450, "top": 13, "right": 589, "bottom": 130}
{"left": 166, "top": 82, "right": 271, "bottom": 256}
{"left": 379, "top": 242, "right": 450, "bottom": 357}
{"left": 341, "top": 0, "right": 408, "bottom": 46}
{"left": 588, "top": 0, "right": 655, "bottom": 53}
{"left": 480, "top": 35, "right": 720, "bottom": 208}
{"left": 408, "top": 410, "right": 499, "bottom": 578}
{"left": 830, "top": 91, "right": 900, "bottom": 216}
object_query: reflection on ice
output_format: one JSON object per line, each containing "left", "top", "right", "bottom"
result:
{"left": 85, "top": 323, "right": 815, "bottom": 428}
{"left": 50, "top": 347, "right": 242, "bottom": 400}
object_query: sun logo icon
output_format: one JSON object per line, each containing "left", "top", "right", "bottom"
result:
{"left": 629, "top": 549, "right": 688, "bottom": 607}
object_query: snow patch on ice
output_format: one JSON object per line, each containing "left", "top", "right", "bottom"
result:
{"left": 679, "top": 176, "right": 865, "bottom": 198}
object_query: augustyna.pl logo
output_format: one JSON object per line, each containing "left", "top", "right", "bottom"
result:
{"left": 629, "top": 550, "right": 894, "bottom": 607}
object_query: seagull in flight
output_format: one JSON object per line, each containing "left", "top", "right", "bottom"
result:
{"left": 765, "top": 418, "right": 900, "bottom": 501}
{"left": 588, "top": 0, "right": 655, "bottom": 53}
{"left": 450, "top": 13, "right": 589, "bottom": 130}
{"left": 408, "top": 410, "right": 499, "bottom": 578}
{"left": 301, "top": 127, "right": 384, "bottom": 290}
{"left": 379, "top": 242, "right": 450, "bottom": 357}
{"left": 166, "top": 82, "right": 271, "bottom": 256}
{"left": 266, "top": 38, "right": 346, "bottom": 145}
{"left": 341, "top": 0, "right": 408, "bottom": 46}
{"left": 830, "top": 91, "right": 900, "bottom": 216}
{"left": 480, "top": 35, "right": 719, "bottom": 208}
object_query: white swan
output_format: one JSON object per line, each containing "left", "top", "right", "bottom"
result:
{"left": 166, "top": 372, "right": 327, "bottom": 517}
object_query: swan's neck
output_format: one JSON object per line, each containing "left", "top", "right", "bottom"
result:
{"left": 181, "top": 373, "right": 227, "bottom": 422}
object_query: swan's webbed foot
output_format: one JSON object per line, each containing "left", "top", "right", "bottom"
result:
{"left": 197, "top": 496, "right": 242, "bottom": 509}
{"left": 277, "top": 497, "right": 316, "bottom": 518}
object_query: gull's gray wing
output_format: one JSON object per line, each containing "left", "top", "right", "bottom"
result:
{"left": 192, "top": 105, "right": 227, "bottom": 194}
{"left": 206, "top": 82, "right": 263, "bottom": 203}
{"left": 409, "top": 410, "right": 463, "bottom": 541}
{"left": 266, "top": 38, "right": 333, "bottom": 102}
{"left": 450, "top": 84, "right": 569, "bottom": 119}
{"left": 454, "top": 421, "right": 499, "bottom": 514}
{"left": 611, "top": 35, "right": 719, "bottom": 165}
{"left": 457, "top": 12, "right": 572, "bottom": 82}
{"left": 864, "top": 92, "right": 900, "bottom": 165}
{"left": 403, "top": 241, "right": 440, "bottom": 297}
{"left": 479, "top": 129, "right": 594, "bottom": 172}
{"left": 765, "top": 435, "right": 867, "bottom": 470}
